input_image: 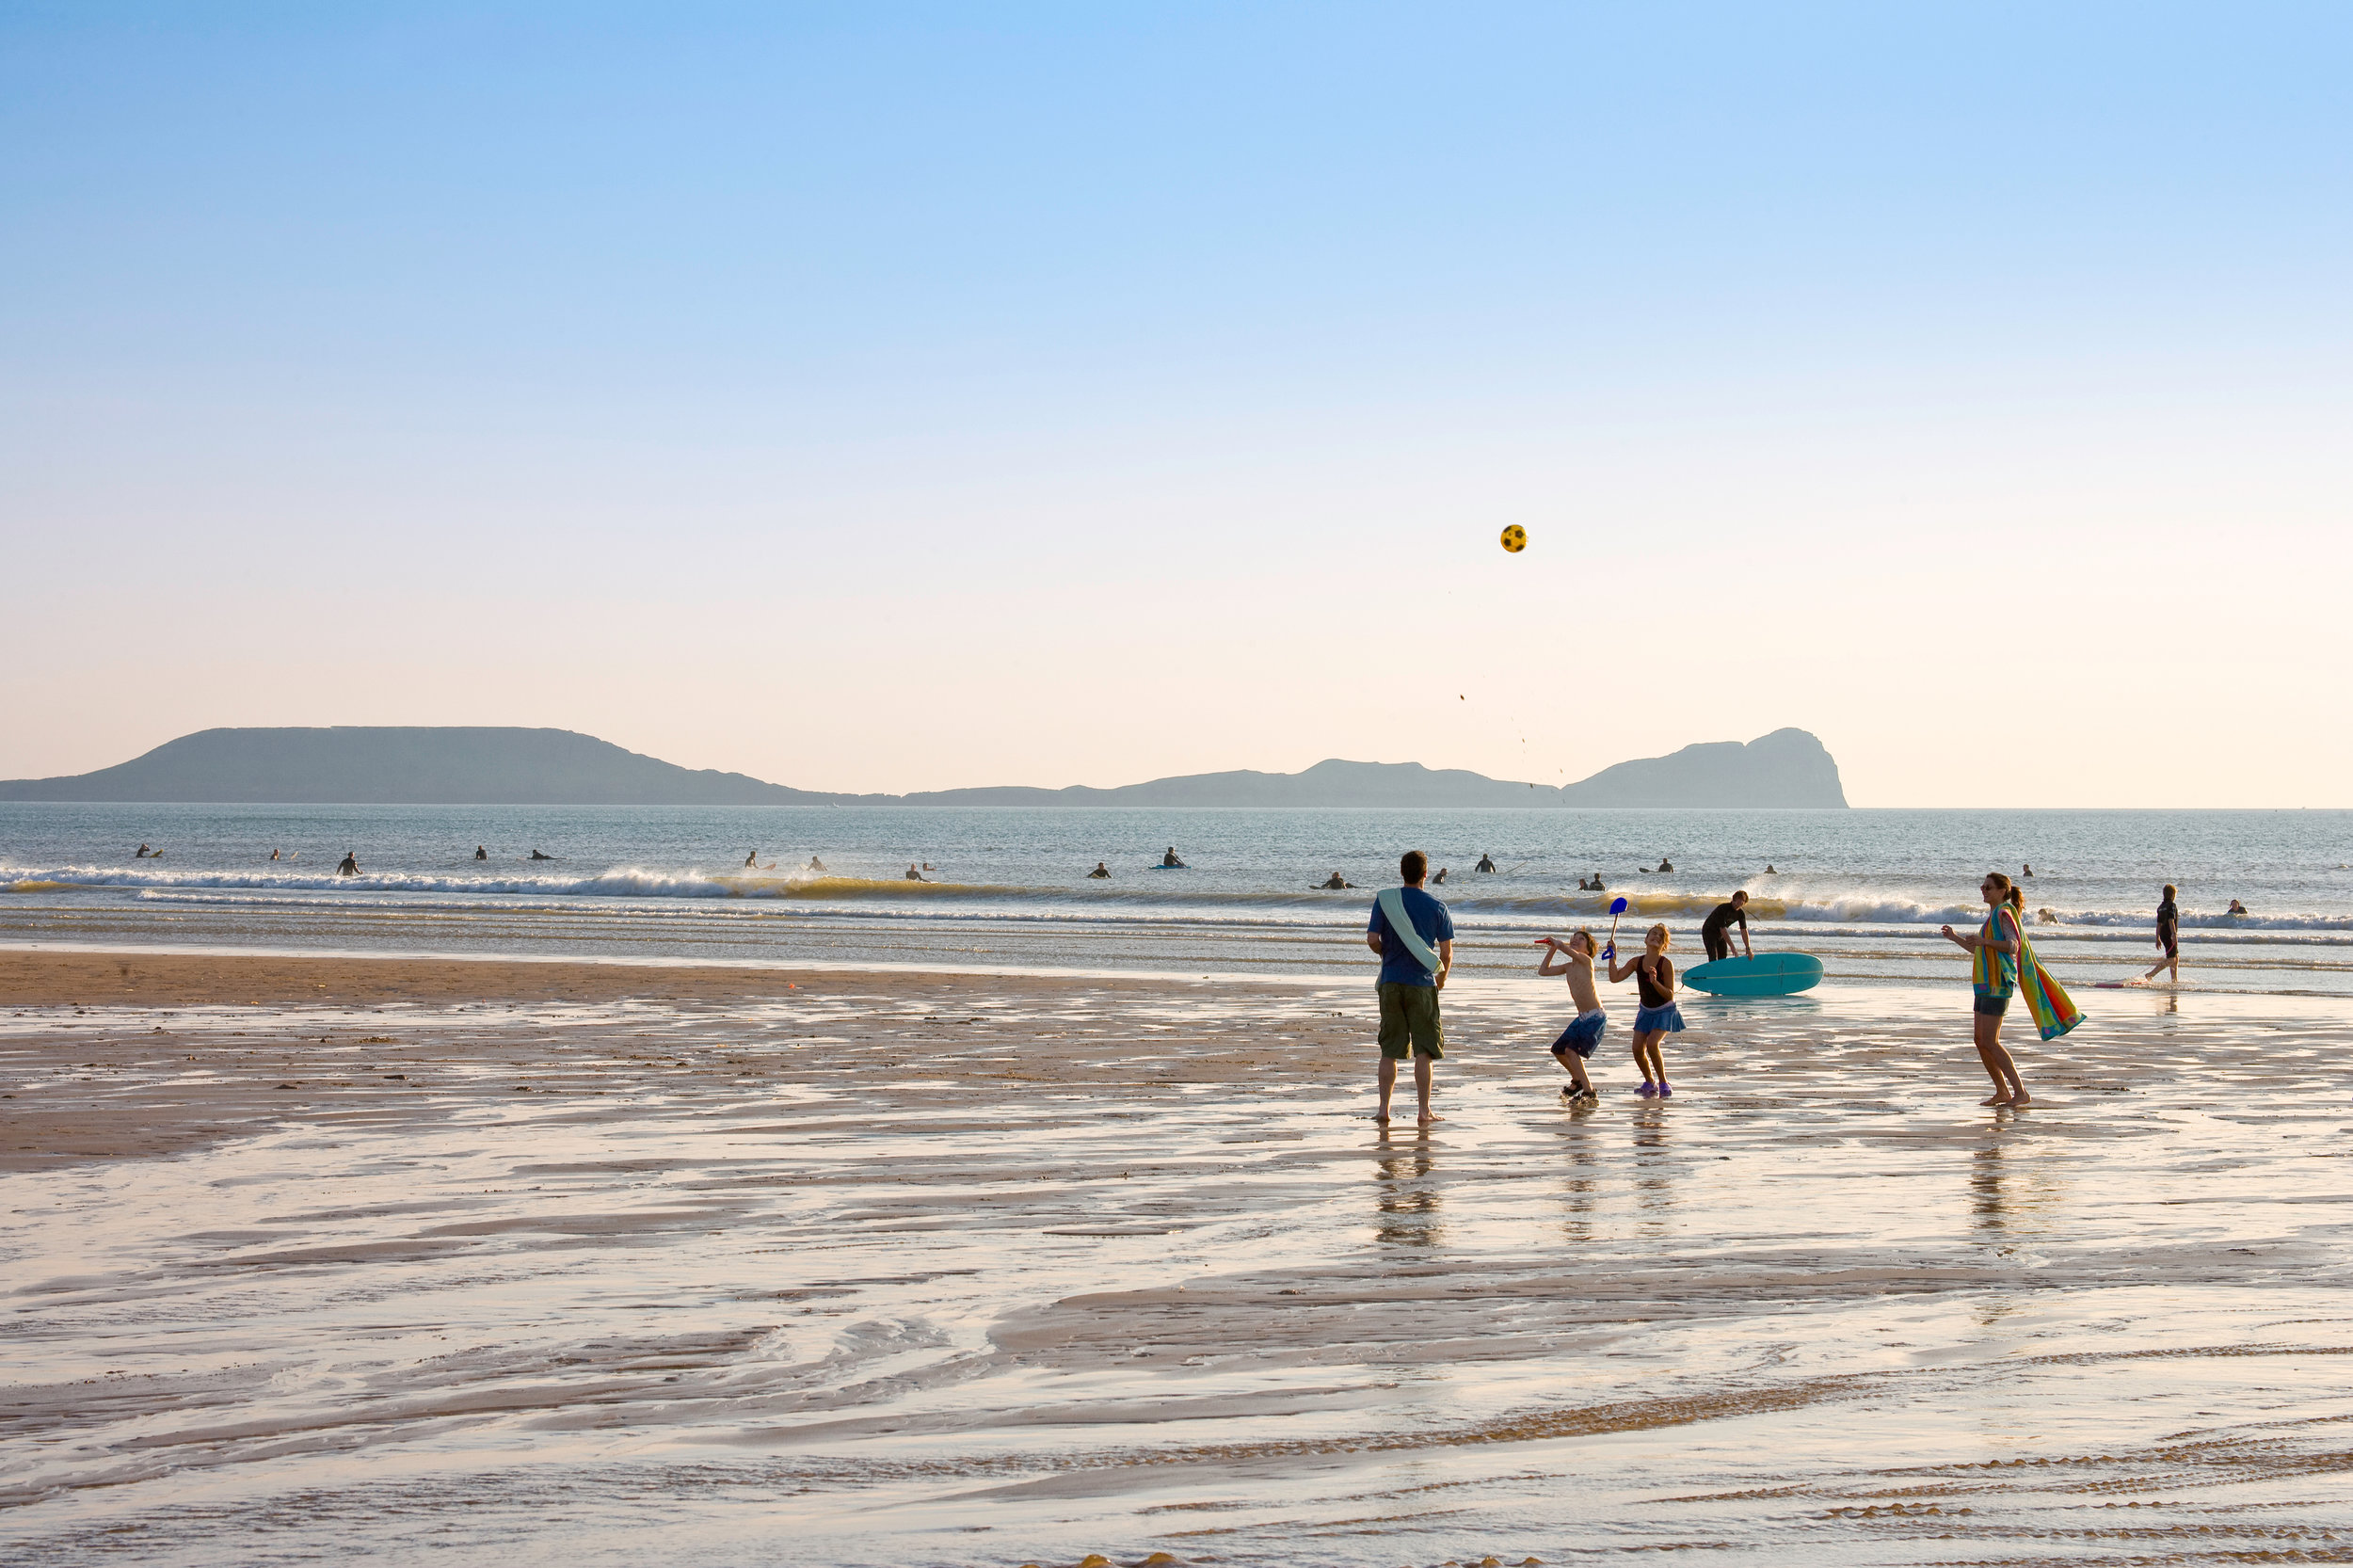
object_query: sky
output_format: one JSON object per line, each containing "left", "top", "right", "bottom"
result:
{"left": 4, "top": 3, "right": 2348, "bottom": 807}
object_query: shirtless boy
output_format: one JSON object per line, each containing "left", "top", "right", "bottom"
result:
{"left": 1534, "top": 929, "right": 1606, "bottom": 1105}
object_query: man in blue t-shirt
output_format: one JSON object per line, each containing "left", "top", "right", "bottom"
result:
{"left": 1366, "top": 848, "right": 1456, "bottom": 1126}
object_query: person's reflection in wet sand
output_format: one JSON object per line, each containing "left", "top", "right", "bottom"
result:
{"left": 1631, "top": 1103, "right": 1676, "bottom": 1238}
{"left": 1554, "top": 1141, "right": 1604, "bottom": 1246}
{"left": 1970, "top": 1138, "right": 2063, "bottom": 1244}
{"left": 1371, "top": 1129, "right": 1442, "bottom": 1247}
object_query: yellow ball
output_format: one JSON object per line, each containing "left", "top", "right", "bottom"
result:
{"left": 1499, "top": 524, "right": 1528, "bottom": 553}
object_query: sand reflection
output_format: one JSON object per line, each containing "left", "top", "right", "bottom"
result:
{"left": 1371, "top": 1128, "right": 1443, "bottom": 1246}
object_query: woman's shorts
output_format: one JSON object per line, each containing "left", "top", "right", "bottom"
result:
{"left": 1973, "top": 991, "right": 2011, "bottom": 1016}
{"left": 1631, "top": 1002, "right": 1686, "bottom": 1034}
{"left": 1551, "top": 1009, "right": 1608, "bottom": 1059}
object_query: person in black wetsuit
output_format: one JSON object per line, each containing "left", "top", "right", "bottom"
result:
{"left": 337, "top": 852, "right": 360, "bottom": 876}
{"left": 2142, "top": 884, "right": 2181, "bottom": 984}
{"left": 1475, "top": 854, "right": 1497, "bottom": 873}
{"left": 475, "top": 846, "right": 488, "bottom": 860}
{"left": 1087, "top": 861, "right": 1112, "bottom": 879}
{"left": 1700, "top": 890, "right": 1753, "bottom": 963}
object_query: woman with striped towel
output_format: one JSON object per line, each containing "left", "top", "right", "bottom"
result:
{"left": 1941, "top": 871, "right": 2082, "bottom": 1108}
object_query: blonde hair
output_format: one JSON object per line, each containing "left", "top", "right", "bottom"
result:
{"left": 1645, "top": 922, "right": 1671, "bottom": 950}
{"left": 1985, "top": 872, "right": 2025, "bottom": 911}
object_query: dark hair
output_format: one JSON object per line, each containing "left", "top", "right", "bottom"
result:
{"left": 1401, "top": 849, "right": 1429, "bottom": 883}
{"left": 1985, "top": 871, "right": 2024, "bottom": 911}
{"left": 1731, "top": 889, "right": 1748, "bottom": 904}
{"left": 2163, "top": 883, "right": 2177, "bottom": 900}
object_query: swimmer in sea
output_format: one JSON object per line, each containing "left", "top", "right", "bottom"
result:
{"left": 2227, "top": 898, "right": 2249, "bottom": 917}
{"left": 806, "top": 856, "right": 826, "bottom": 874}
{"left": 530, "top": 849, "right": 553, "bottom": 860}
{"left": 1087, "top": 861, "right": 1111, "bottom": 879}
{"left": 1317, "top": 872, "right": 1355, "bottom": 889}
{"left": 270, "top": 848, "right": 280, "bottom": 861}
{"left": 2023, "top": 863, "right": 2035, "bottom": 877}
{"left": 906, "top": 863, "right": 925, "bottom": 881}
{"left": 1475, "top": 854, "right": 1497, "bottom": 873}
{"left": 745, "top": 850, "right": 759, "bottom": 868}
{"left": 475, "top": 846, "right": 488, "bottom": 860}
{"left": 136, "top": 844, "right": 152, "bottom": 858}
{"left": 1432, "top": 867, "right": 1448, "bottom": 886}
{"left": 1764, "top": 864, "right": 1776, "bottom": 874}
{"left": 1657, "top": 858, "right": 1674, "bottom": 873}
{"left": 337, "top": 852, "right": 360, "bottom": 877}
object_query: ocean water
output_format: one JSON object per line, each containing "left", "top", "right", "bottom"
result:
{"left": 6, "top": 803, "right": 2349, "bottom": 996}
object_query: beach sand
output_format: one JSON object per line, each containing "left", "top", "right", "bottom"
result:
{"left": 4, "top": 948, "right": 2350, "bottom": 1565}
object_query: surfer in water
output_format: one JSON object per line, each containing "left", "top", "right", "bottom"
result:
{"left": 1161, "top": 847, "right": 1187, "bottom": 869}
{"left": 905, "top": 864, "right": 925, "bottom": 881}
{"left": 1432, "top": 867, "right": 1448, "bottom": 886}
{"left": 745, "top": 850, "right": 759, "bottom": 868}
{"left": 1701, "top": 891, "right": 1753, "bottom": 963}
{"left": 337, "top": 852, "right": 360, "bottom": 877}
{"left": 805, "top": 856, "right": 826, "bottom": 874}
{"left": 475, "top": 846, "right": 488, "bottom": 860}
{"left": 1087, "top": 861, "right": 1112, "bottom": 879}
{"left": 1316, "top": 872, "right": 1355, "bottom": 889}
{"left": 1475, "top": 854, "right": 1497, "bottom": 873}
{"left": 2141, "top": 884, "right": 2180, "bottom": 984}
{"left": 529, "top": 849, "right": 553, "bottom": 860}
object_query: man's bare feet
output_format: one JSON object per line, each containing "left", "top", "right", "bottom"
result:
{"left": 1980, "top": 1094, "right": 2013, "bottom": 1107}
{"left": 2008, "top": 1090, "right": 2031, "bottom": 1107}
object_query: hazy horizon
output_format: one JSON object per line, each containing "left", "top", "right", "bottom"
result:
{"left": 6, "top": 5, "right": 2347, "bottom": 808}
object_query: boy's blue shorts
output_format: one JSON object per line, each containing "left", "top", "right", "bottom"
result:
{"left": 1551, "top": 1009, "right": 1608, "bottom": 1059}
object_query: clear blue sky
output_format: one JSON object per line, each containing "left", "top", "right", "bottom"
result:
{"left": 6, "top": 3, "right": 2348, "bottom": 803}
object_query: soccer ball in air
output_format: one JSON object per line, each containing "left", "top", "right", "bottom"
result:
{"left": 1499, "top": 525, "right": 1528, "bottom": 553}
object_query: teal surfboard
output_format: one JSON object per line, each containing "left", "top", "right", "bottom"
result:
{"left": 1682, "top": 952, "right": 1823, "bottom": 997}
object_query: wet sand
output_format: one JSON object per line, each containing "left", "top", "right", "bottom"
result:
{"left": 4, "top": 948, "right": 2350, "bottom": 1565}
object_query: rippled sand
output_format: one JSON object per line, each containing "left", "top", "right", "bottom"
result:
{"left": 4, "top": 951, "right": 2349, "bottom": 1565}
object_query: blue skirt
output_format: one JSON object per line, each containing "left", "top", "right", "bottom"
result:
{"left": 1632, "top": 1001, "right": 1686, "bottom": 1034}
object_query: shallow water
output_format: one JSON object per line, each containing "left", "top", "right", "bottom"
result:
{"left": 8, "top": 804, "right": 2353, "bottom": 999}
{"left": 5, "top": 982, "right": 2349, "bottom": 1564}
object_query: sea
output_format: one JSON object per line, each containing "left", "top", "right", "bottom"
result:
{"left": 5, "top": 803, "right": 2349, "bottom": 996}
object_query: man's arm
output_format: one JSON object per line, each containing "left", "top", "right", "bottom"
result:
{"left": 1739, "top": 910, "right": 1753, "bottom": 958}
{"left": 1436, "top": 937, "right": 1452, "bottom": 989}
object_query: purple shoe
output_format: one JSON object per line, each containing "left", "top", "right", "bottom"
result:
{"left": 1638, "top": 1081, "right": 1657, "bottom": 1098}
{"left": 1658, "top": 1081, "right": 1673, "bottom": 1098}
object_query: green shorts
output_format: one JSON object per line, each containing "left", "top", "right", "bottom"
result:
{"left": 1377, "top": 983, "right": 1445, "bottom": 1059}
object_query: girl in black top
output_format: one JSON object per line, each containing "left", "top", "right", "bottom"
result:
{"left": 2141, "top": 883, "right": 2181, "bottom": 984}
{"left": 1609, "top": 922, "right": 1686, "bottom": 1098}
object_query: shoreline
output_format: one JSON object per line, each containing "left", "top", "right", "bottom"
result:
{"left": 7, "top": 945, "right": 2351, "bottom": 1561}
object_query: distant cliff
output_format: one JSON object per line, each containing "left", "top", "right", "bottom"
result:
{"left": 0, "top": 726, "right": 1846, "bottom": 808}
{"left": 1555, "top": 728, "right": 1848, "bottom": 808}
{"left": 916, "top": 729, "right": 1845, "bottom": 808}
{"left": 0, "top": 728, "right": 869, "bottom": 806}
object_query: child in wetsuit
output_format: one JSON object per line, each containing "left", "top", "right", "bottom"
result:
{"left": 1609, "top": 923, "right": 1686, "bottom": 1098}
{"left": 1534, "top": 929, "right": 1606, "bottom": 1104}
